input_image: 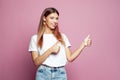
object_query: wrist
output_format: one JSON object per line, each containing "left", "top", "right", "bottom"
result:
{"left": 48, "top": 48, "right": 53, "bottom": 54}
{"left": 81, "top": 41, "right": 86, "bottom": 49}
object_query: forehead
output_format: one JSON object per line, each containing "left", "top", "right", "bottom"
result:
{"left": 47, "top": 13, "right": 59, "bottom": 17}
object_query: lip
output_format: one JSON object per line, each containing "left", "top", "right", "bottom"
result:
{"left": 52, "top": 23, "right": 58, "bottom": 27}
{"left": 54, "top": 23, "right": 58, "bottom": 27}
{"left": 55, "top": 23, "right": 58, "bottom": 26}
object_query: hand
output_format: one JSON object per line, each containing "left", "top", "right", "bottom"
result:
{"left": 50, "top": 41, "right": 60, "bottom": 55}
{"left": 84, "top": 34, "right": 92, "bottom": 47}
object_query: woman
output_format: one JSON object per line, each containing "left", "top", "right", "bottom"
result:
{"left": 28, "top": 7, "right": 92, "bottom": 80}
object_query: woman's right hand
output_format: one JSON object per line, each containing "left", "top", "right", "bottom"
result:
{"left": 50, "top": 41, "right": 60, "bottom": 55}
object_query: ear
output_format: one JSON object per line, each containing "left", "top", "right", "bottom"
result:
{"left": 43, "top": 16, "right": 46, "bottom": 21}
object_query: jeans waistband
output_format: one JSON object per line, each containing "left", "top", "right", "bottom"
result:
{"left": 41, "top": 64, "right": 64, "bottom": 69}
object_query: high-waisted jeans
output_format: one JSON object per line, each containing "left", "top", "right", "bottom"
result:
{"left": 36, "top": 65, "right": 67, "bottom": 80}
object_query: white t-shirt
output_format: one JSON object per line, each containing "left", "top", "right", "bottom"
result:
{"left": 28, "top": 33, "right": 71, "bottom": 67}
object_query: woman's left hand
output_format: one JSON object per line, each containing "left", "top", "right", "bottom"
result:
{"left": 84, "top": 34, "right": 92, "bottom": 47}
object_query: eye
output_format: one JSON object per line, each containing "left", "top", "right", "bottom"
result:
{"left": 50, "top": 17, "right": 54, "bottom": 19}
{"left": 56, "top": 17, "right": 59, "bottom": 20}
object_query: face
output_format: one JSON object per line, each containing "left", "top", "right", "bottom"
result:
{"left": 44, "top": 13, "right": 59, "bottom": 30}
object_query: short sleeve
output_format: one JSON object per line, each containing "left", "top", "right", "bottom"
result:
{"left": 28, "top": 35, "right": 38, "bottom": 52}
{"left": 62, "top": 34, "right": 71, "bottom": 48}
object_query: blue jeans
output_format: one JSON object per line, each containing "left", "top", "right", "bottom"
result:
{"left": 35, "top": 65, "right": 67, "bottom": 80}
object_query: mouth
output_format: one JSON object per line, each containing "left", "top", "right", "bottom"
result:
{"left": 53, "top": 23, "right": 58, "bottom": 26}
{"left": 52, "top": 23, "right": 58, "bottom": 28}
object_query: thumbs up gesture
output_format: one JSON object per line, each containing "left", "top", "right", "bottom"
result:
{"left": 84, "top": 34, "right": 92, "bottom": 47}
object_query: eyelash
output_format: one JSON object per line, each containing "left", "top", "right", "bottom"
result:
{"left": 50, "top": 17, "right": 58, "bottom": 20}
{"left": 50, "top": 17, "right": 54, "bottom": 19}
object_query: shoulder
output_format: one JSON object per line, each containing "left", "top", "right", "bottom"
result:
{"left": 30, "top": 34, "right": 37, "bottom": 40}
{"left": 61, "top": 33, "right": 68, "bottom": 40}
{"left": 61, "top": 33, "right": 66, "bottom": 37}
{"left": 61, "top": 33, "right": 68, "bottom": 39}
{"left": 31, "top": 34, "right": 37, "bottom": 38}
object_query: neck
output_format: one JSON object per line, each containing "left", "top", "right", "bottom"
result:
{"left": 44, "top": 26, "right": 53, "bottom": 34}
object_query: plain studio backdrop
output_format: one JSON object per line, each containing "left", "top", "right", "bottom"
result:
{"left": 0, "top": 0, "right": 120, "bottom": 80}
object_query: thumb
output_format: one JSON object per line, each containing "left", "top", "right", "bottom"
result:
{"left": 84, "top": 34, "right": 91, "bottom": 45}
{"left": 85, "top": 34, "right": 90, "bottom": 40}
{"left": 54, "top": 41, "right": 59, "bottom": 45}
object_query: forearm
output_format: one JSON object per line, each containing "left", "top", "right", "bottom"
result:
{"left": 69, "top": 42, "right": 85, "bottom": 62}
{"left": 34, "top": 49, "right": 52, "bottom": 66}
{"left": 33, "top": 41, "right": 60, "bottom": 66}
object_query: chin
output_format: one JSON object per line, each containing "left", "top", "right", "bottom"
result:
{"left": 50, "top": 26, "right": 56, "bottom": 30}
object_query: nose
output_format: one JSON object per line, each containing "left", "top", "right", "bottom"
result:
{"left": 54, "top": 19, "right": 58, "bottom": 23}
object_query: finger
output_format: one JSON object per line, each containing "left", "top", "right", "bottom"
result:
{"left": 55, "top": 41, "right": 59, "bottom": 44}
{"left": 85, "top": 34, "right": 91, "bottom": 42}
{"left": 86, "top": 34, "right": 91, "bottom": 40}
{"left": 58, "top": 46, "right": 60, "bottom": 52}
{"left": 56, "top": 41, "right": 61, "bottom": 46}
{"left": 54, "top": 41, "right": 59, "bottom": 46}
{"left": 84, "top": 34, "right": 91, "bottom": 46}
{"left": 88, "top": 39, "right": 92, "bottom": 46}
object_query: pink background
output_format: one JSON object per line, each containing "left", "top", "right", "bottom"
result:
{"left": 0, "top": 0, "right": 120, "bottom": 80}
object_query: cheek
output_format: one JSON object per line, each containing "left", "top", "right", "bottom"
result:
{"left": 45, "top": 20, "right": 53, "bottom": 27}
{"left": 45, "top": 20, "right": 50, "bottom": 25}
{"left": 46, "top": 19, "right": 52, "bottom": 24}
{"left": 47, "top": 21, "right": 52, "bottom": 26}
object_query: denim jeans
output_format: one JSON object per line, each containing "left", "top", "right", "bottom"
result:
{"left": 36, "top": 65, "right": 67, "bottom": 80}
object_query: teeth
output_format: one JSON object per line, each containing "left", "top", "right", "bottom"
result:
{"left": 51, "top": 23, "right": 58, "bottom": 27}
{"left": 55, "top": 23, "right": 58, "bottom": 26}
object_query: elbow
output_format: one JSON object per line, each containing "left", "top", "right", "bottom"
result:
{"left": 33, "top": 60, "right": 42, "bottom": 67}
{"left": 67, "top": 58, "right": 74, "bottom": 62}
{"left": 34, "top": 62, "right": 40, "bottom": 67}
{"left": 34, "top": 62, "right": 42, "bottom": 67}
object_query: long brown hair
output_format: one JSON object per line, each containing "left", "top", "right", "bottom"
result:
{"left": 37, "top": 7, "right": 64, "bottom": 48}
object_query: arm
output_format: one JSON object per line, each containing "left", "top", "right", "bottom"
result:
{"left": 31, "top": 42, "right": 60, "bottom": 67}
{"left": 66, "top": 35, "right": 92, "bottom": 62}
{"left": 66, "top": 42, "right": 85, "bottom": 62}
{"left": 31, "top": 48, "right": 52, "bottom": 67}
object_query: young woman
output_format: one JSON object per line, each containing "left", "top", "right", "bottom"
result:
{"left": 28, "top": 7, "right": 92, "bottom": 80}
